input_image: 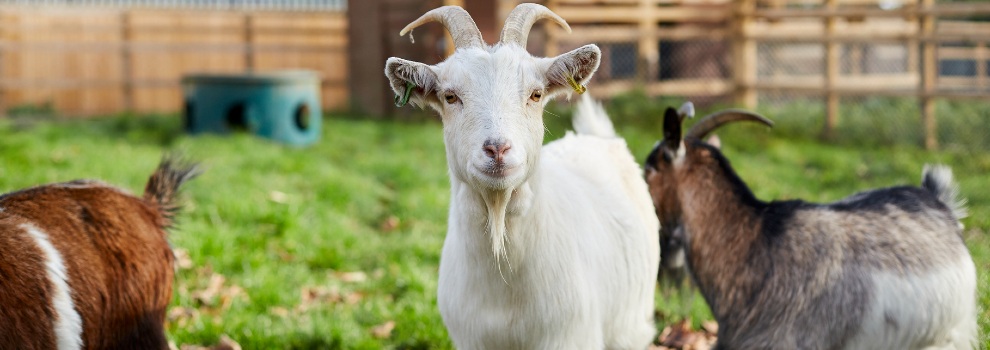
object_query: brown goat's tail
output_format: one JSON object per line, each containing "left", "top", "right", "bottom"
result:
{"left": 144, "top": 155, "right": 200, "bottom": 228}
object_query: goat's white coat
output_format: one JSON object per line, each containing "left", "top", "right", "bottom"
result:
{"left": 22, "top": 223, "right": 83, "bottom": 350}
{"left": 437, "top": 95, "right": 659, "bottom": 349}
{"left": 844, "top": 255, "right": 978, "bottom": 350}
{"left": 386, "top": 7, "right": 659, "bottom": 346}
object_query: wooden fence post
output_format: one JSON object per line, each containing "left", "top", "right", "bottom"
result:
{"left": 120, "top": 11, "right": 134, "bottom": 112}
{"left": 732, "top": 0, "right": 757, "bottom": 109}
{"left": 977, "top": 41, "right": 987, "bottom": 90}
{"left": 920, "top": 0, "right": 937, "bottom": 150}
{"left": 637, "top": 0, "right": 657, "bottom": 82}
{"left": 244, "top": 13, "right": 255, "bottom": 72}
{"left": 907, "top": 2, "right": 920, "bottom": 76}
{"left": 545, "top": 0, "right": 560, "bottom": 57}
{"left": 823, "top": 0, "right": 839, "bottom": 140}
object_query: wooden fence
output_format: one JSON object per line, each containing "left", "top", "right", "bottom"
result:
{"left": 0, "top": 5, "right": 347, "bottom": 116}
{"left": 541, "top": 0, "right": 990, "bottom": 149}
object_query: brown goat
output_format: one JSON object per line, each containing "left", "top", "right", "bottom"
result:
{"left": 644, "top": 107, "right": 977, "bottom": 349}
{"left": 0, "top": 157, "right": 198, "bottom": 350}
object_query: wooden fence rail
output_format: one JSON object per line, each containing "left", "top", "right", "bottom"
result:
{"left": 0, "top": 6, "right": 347, "bottom": 116}
{"left": 542, "top": 0, "right": 990, "bottom": 149}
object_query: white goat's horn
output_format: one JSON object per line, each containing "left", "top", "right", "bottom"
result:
{"left": 400, "top": 6, "right": 484, "bottom": 50}
{"left": 499, "top": 3, "right": 571, "bottom": 47}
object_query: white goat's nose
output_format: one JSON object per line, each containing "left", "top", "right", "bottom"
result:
{"left": 483, "top": 139, "right": 512, "bottom": 163}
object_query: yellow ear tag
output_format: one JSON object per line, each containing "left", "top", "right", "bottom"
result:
{"left": 566, "top": 75, "right": 586, "bottom": 94}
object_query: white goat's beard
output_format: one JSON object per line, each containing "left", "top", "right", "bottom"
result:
{"left": 480, "top": 189, "right": 513, "bottom": 268}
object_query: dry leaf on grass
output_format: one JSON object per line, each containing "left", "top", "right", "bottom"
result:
{"left": 298, "top": 286, "right": 364, "bottom": 312}
{"left": 300, "top": 286, "right": 340, "bottom": 312}
{"left": 218, "top": 285, "right": 246, "bottom": 311}
{"left": 269, "top": 306, "right": 290, "bottom": 318}
{"left": 174, "top": 248, "right": 194, "bottom": 270}
{"left": 657, "top": 319, "right": 718, "bottom": 350}
{"left": 335, "top": 271, "right": 368, "bottom": 283}
{"left": 167, "top": 306, "right": 200, "bottom": 328}
{"left": 371, "top": 320, "right": 396, "bottom": 339}
{"left": 275, "top": 248, "right": 295, "bottom": 262}
{"left": 268, "top": 190, "right": 289, "bottom": 204}
{"left": 380, "top": 215, "right": 400, "bottom": 232}
{"left": 213, "top": 335, "right": 242, "bottom": 350}
{"left": 701, "top": 321, "right": 718, "bottom": 335}
{"left": 193, "top": 274, "right": 226, "bottom": 306}
{"left": 191, "top": 273, "right": 248, "bottom": 311}
{"left": 179, "top": 334, "right": 241, "bottom": 350}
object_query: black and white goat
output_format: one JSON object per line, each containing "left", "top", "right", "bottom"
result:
{"left": 0, "top": 158, "right": 198, "bottom": 350}
{"left": 644, "top": 107, "right": 977, "bottom": 349}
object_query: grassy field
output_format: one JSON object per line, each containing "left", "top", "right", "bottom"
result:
{"left": 0, "top": 99, "right": 988, "bottom": 348}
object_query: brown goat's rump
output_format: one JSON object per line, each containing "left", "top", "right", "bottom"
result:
{"left": 0, "top": 158, "right": 197, "bottom": 350}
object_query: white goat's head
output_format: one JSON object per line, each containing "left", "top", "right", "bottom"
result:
{"left": 385, "top": 4, "right": 601, "bottom": 192}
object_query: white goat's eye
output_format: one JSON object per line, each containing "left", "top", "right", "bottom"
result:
{"left": 444, "top": 93, "right": 459, "bottom": 104}
{"left": 530, "top": 91, "right": 543, "bottom": 102}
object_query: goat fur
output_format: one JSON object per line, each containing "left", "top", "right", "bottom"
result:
{"left": 644, "top": 109, "right": 977, "bottom": 350}
{"left": 386, "top": 7, "right": 659, "bottom": 345}
{"left": 0, "top": 157, "right": 197, "bottom": 350}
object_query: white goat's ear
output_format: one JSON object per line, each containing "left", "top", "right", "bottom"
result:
{"left": 707, "top": 135, "right": 721, "bottom": 149}
{"left": 384, "top": 57, "right": 440, "bottom": 109}
{"left": 544, "top": 44, "right": 601, "bottom": 98}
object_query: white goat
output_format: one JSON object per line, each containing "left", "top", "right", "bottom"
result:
{"left": 0, "top": 157, "right": 197, "bottom": 350}
{"left": 644, "top": 106, "right": 978, "bottom": 350}
{"left": 385, "top": 4, "right": 659, "bottom": 349}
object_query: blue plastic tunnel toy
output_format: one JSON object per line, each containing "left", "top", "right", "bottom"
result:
{"left": 182, "top": 70, "right": 322, "bottom": 146}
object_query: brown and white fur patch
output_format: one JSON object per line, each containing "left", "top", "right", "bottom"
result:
{"left": 0, "top": 157, "right": 197, "bottom": 350}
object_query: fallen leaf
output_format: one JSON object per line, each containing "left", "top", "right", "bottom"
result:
{"left": 371, "top": 320, "right": 396, "bottom": 338}
{"left": 268, "top": 190, "right": 289, "bottom": 204}
{"left": 701, "top": 321, "right": 719, "bottom": 335}
{"left": 179, "top": 334, "right": 241, "bottom": 350}
{"left": 336, "top": 271, "right": 368, "bottom": 283}
{"left": 344, "top": 291, "right": 364, "bottom": 304}
{"left": 218, "top": 285, "right": 247, "bottom": 311}
{"left": 658, "top": 319, "right": 717, "bottom": 350}
{"left": 174, "top": 248, "right": 194, "bottom": 270}
{"left": 275, "top": 248, "right": 295, "bottom": 262}
{"left": 213, "top": 335, "right": 241, "bottom": 350}
{"left": 269, "top": 306, "right": 290, "bottom": 318}
{"left": 657, "top": 325, "right": 672, "bottom": 343}
{"left": 299, "top": 286, "right": 341, "bottom": 312}
{"left": 193, "top": 274, "right": 226, "bottom": 306}
{"left": 191, "top": 274, "right": 248, "bottom": 311}
{"left": 380, "top": 215, "right": 400, "bottom": 232}
{"left": 166, "top": 306, "right": 199, "bottom": 328}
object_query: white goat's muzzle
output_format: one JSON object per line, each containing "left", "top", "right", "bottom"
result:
{"left": 470, "top": 139, "right": 525, "bottom": 189}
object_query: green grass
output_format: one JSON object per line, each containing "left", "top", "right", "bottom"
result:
{"left": 0, "top": 98, "right": 988, "bottom": 348}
